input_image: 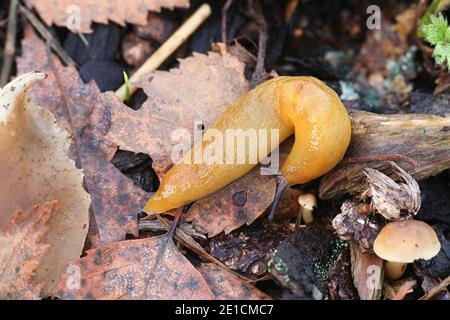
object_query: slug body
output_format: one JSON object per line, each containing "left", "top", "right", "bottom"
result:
{"left": 144, "top": 76, "right": 351, "bottom": 214}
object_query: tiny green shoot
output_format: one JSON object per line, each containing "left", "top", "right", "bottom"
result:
{"left": 123, "top": 71, "right": 131, "bottom": 102}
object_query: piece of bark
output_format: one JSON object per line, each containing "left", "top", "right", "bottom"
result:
{"left": 320, "top": 110, "right": 450, "bottom": 199}
{"left": 350, "top": 241, "right": 384, "bottom": 300}
{"left": 208, "top": 219, "right": 290, "bottom": 276}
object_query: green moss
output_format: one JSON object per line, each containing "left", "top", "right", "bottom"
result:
{"left": 313, "top": 239, "right": 349, "bottom": 284}
{"left": 267, "top": 250, "right": 290, "bottom": 284}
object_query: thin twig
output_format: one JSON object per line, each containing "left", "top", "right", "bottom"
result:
{"left": 221, "top": 0, "right": 234, "bottom": 48}
{"left": 18, "top": 4, "right": 76, "bottom": 66}
{"left": 248, "top": 0, "right": 268, "bottom": 88}
{"left": 420, "top": 275, "right": 450, "bottom": 300}
{"left": 156, "top": 215, "right": 255, "bottom": 283}
{"left": 0, "top": 0, "right": 18, "bottom": 86}
{"left": 115, "top": 3, "right": 212, "bottom": 100}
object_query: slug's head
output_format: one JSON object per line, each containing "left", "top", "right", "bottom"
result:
{"left": 268, "top": 77, "right": 351, "bottom": 220}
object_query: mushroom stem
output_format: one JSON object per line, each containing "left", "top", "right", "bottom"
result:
{"left": 301, "top": 208, "right": 314, "bottom": 224}
{"left": 385, "top": 261, "right": 407, "bottom": 280}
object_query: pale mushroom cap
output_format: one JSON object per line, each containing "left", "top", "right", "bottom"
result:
{"left": 297, "top": 193, "right": 317, "bottom": 211}
{"left": 373, "top": 220, "right": 441, "bottom": 263}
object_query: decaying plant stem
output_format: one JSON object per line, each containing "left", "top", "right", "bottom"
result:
{"left": 320, "top": 110, "right": 450, "bottom": 199}
{"left": 221, "top": 0, "right": 234, "bottom": 48}
{"left": 350, "top": 241, "right": 384, "bottom": 300}
{"left": 18, "top": 4, "right": 75, "bottom": 66}
{"left": 248, "top": 0, "right": 268, "bottom": 87}
{"left": 420, "top": 274, "right": 450, "bottom": 300}
{"left": 0, "top": 0, "right": 18, "bottom": 86}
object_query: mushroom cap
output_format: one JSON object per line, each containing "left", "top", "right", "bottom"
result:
{"left": 373, "top": 220, "right": 441, "bottom": 263}
{"left": 297, "top": 193, "right": 317, "bottom": 211}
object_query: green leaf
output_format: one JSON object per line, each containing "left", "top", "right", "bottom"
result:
{"left": 420, "top": 13, "right": 450, "bottom": 67}
{"left": 421, "top": 14, "right": 450, "bottom": 45}
{"left": 434, "top": 42, "right": 450, "bottom": 65}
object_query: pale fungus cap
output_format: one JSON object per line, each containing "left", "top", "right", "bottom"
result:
{"left": 373, "top": 220, "right": 441, "bottom": 263}
{"left": 297, "top": 193, "right": 317, "bottom": 211}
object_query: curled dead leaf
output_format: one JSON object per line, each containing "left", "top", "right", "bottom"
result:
{"left": 53, "top": 237, "right": 215, "bottom": 300}
{"left": 364, "top": 161, "right": 421, "bottom": 220}
{"left": 0, "top": 72, "right": 91, "bottom": 296}
{"left": 0, "top": 201, "right": 57, "bottom": 300}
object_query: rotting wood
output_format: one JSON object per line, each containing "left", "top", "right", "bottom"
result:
{"left": 320, "top": 110, "right": 450, "bottom": 199}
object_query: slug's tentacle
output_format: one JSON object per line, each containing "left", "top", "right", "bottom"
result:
{"left": 268, "top": 175, "right": 289, "bottom": 221}
{"left": 144, "top": 76, "right": 351, "bottom": 215}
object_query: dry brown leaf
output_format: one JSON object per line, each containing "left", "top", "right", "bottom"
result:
{"left": 198, "top": 264, "right": 271, "bottom": 300}
{"left": 53, "top": 237, "right": 215, "bottom": 300}
{"left": 17, "top": 27, "right": 150, "bottom": 244}
{"left": 107, "top": 44, "right": 250, "bottom": 177}
{"left": 185, "top": 167, "right": 276, "bottom": 237}
{"left": 0, "top": 201, "right": 57, "bottom": 299}
{"left": 25, "top": 0, "right": 189, "bottom": 33}
{"left": 0, "top": 72, "right": 91, "bottom": 296}
{"left": 16, "top": 26, "right": 115, "bottom": 160}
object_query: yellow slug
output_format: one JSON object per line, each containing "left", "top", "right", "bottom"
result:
{"left": 144, "top": 76, "right": 351, "bottom": 218}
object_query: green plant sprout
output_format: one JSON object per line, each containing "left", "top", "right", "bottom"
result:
{"left": 419, "top": 0, "right": 450, "bottom": 68}
{"left": 122, "top": 71, "right": 131, "bottom": 102}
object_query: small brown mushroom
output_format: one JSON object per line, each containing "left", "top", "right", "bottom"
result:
{"left": 297, "top": 193, "right": 317, "bottom": 224}
{"left": 373, "top": 220, "right": 441, "bottom": 280}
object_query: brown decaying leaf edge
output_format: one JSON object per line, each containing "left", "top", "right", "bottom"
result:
{"left": 25, "top": 0, "right": 190, "bottom": 33}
